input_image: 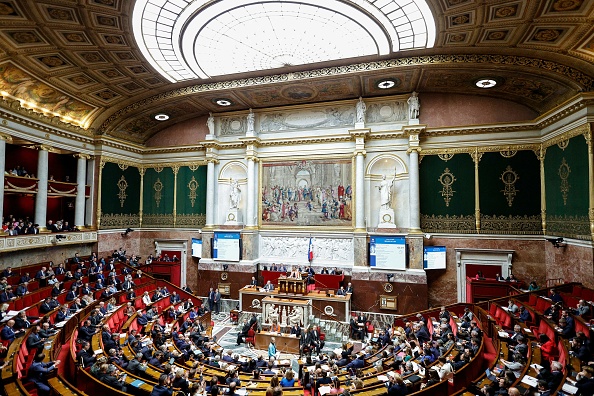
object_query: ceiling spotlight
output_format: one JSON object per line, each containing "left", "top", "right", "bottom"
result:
{"left": 215, "top": 99, "right": 232, "bottom": 106}
{"left": 475, "top": 79, "right": 497, "bottom": 89}
{"left": 377, "top": 79, "right": 396, "bottom": 89}
{"left": 154, "top": 113, "right": 169, "bottom": 121}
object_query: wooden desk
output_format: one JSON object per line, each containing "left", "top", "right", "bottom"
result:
{"left": 255, "top": 331, "right": 300, "bottom": 354}
{"left": 278, "top": 277, "right": 307, "bottom": 294}
{"left": 239, "top": 286, "right": 351, "bottom": 322}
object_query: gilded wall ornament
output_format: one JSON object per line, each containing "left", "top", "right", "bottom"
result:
{"left": 500, "top": 165, "right": 519, "bottom": 207}
{"left": 437, "top": 153, "right": 454, "bottom": 161}
{"left": 188, "top": 176, "right": 199, "bottom": 208}
{"left": 557, "top": 139, "right": 569, "bottom": 150}
{"left": 153, "top": 178, "right": 163, "bottom": 207}
{"left": 500, "top": 150, "right": 517, "bottom": 158}
{"left": 117, "top": 175, "right": 128, "bottom": 207}
{"left": 439, "top": 168, "right": 456, "bottom": 207}
{"left": 558, "top": 158, "right": 571, "bottom": 205}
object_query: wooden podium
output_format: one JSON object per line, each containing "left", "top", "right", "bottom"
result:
{"left": 278, "top": 277, "right": 307, "bottom": 295}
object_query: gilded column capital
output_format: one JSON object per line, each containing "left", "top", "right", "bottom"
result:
{"left": 73, "top": 153, "right": 91, "bottom": 160}
{"left": 138, "top": 167, "right": 146, "bottom": 176}
{"left": 35, "top": 144, "right": 54, "bottom": 152}
{"left": 353, "top": 149, "right": 366, "bottom": 157}
{"left": 470, "top": 150, "right": 483, "bottom": 164}
{"left": 172, "top": 165, "right": 180, "bottom": 175}
{"left": 407, "top": 147, "right": 422, "bottom": 154}
{"left": 0, "top": 133, "right": 12, "bottom": 142}
{"left": 245, "top": 155, "right": 259, "bottom": 162}
{"left": 207, "top": 158, "right": 220, "bottom": 165}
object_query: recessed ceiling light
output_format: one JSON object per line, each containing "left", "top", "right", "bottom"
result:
{"left": 154, "top": 113, "right": 169, "bottom": 121}
{"left": 215, "top": 99, "right": 233, "bottom": 106}
{"left": 377, "top": 79, "right": 396, "bottom": 89}
{"left": 475, "top": 79, "right": 497, "bottom": 89}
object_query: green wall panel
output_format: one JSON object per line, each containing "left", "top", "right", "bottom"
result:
{"left": 143, "top": 167, "right": 174, "bottom": 227}
{"left": 545, "top": 135, "right": 589, "bottom": 238}
{"left": 479, "top": 151, "right": 541, "bottom": 234}
{"left": 176, "top": 165, "right": 207, "bottom": 228}
{"left": 100, "top": 162, "right": 141, "bottom": 229}
{"left": 420, "top": 154, "right": 475, "bottom": 233}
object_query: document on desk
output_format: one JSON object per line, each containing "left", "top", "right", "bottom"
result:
{"left": 318, "top": 386, "right": 331, "bottom": 395}
{"left": 377, "top": 375, "right": 389, "bottom": 382}
{"left": 498, "top": 330, "right": 510, "bottom": 338}
{"left": 562, "top": 383, "right": 578, "bottom": 394}
{"left": 130, "top": 379, "right": 145, "bottom": 387}
{"left": 530, "top": 364, "right": 543, "bottom": 371}
{"left": 521, "top": 375, "right": 538, "bottom": 388}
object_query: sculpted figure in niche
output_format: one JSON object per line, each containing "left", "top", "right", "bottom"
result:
{"left": 356, "top": 97, "right": 367, "bottom": 123}
{"left": 246, "top": 108, "right": 255, "bottom": 135}
{"left": 207, "top": 112, "right": 215, "bottom": 135}
{"left": 378, "top": 174, "right": 395, "bottom": 210}
{"left": 408, "top": 91, "right": 420, "bottom": 119}
{"left": 229, "top": 178, "right": 241, "bottom": 209}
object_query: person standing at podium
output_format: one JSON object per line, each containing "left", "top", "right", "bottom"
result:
{"left": 288, "top": 267, "right": 300, "bottom": 279}
{"left": 268, "top": 337, "right": 277, "bottom": 358}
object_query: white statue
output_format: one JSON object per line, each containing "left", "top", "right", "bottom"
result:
{"left": 246, "top": 108, "right": 255, "bottom": 135}
{"left": 407, "top": 91, "right": 420, "bottom": 120}
{"left": 267, "top": 304, "right": 279, "bottom": 324}
{"left": 207, "top": 112, "right": 215, "bottom": 135}
{"left": 355, "top": 97, "right": 367, "bottom": 124}
{"left": 377, "top": 174, "right": 395, "bottom": 210}
{"left": 229, "top": 178, "right": 241, "bottom": 209}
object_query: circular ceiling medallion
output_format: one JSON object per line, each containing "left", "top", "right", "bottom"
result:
{"left": 154, "top": 113, "right": 169, "bottom": 121}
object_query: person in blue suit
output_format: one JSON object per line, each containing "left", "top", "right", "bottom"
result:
{"left": 1, "top": 319, "right": 24, "bottom": 343}
{"left": 27, "top": 353, "right": 59, "bottom": 396}
{"left": 268, "top": 337, "right": 277, "bottom": 358}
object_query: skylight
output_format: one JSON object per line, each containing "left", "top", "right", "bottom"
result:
{"left": 133, "top": 0, "right": 436, "bottom": 82}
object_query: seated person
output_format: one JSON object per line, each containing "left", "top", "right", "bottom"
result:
{"left": 270, "top": 320, "right": 281, "bottom": 333}
{"left": 263, "top": 281, "right": 274, "bottom": 291}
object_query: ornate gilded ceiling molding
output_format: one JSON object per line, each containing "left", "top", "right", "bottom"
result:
{"left": 420, "top": 143, "right": 540, "bottom": 157}
{"left": 542, "top": 123, "right": 590, "bottom": 148}
{"left": 100, "top": 54, "right": 594, "bottom": 132}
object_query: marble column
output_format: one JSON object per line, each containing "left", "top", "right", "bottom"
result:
{"left": 85, "top": 157, "right": 95, "bottom": 228}
{"left": 408, "top": 149, "right": 421, "bottom": 231}
{"left": 205, "top": 160, "right": 216, "bottom": 227}
{"left": 74, "top": 154, "right": 88, "bottom": 229}
{"left": 355, "top": 152, "right": 365, "bottom": 231}
{"left": 0, "top": 135, "right": 8, "bottom": 224}
{"left": 34, "top": 146, "right": 49, "bottom": 231}
{"left": 246, "top": 157, "right": 255, "bottom": 227}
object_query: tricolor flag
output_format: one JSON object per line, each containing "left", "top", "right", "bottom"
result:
{"left": 308, "top": 237, "right": 314, "bottom": 262}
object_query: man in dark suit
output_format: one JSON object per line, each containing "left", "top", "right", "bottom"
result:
{"left": 76, "top": 341, "right": 96, "bottom": 367}
{"left": 213, "top": 288, "right": 221, "bottom": 314}
{"left": 55, "top": 306, "right": 69, "bottom": 323}
{"left": 250, "top": 277, "right": 258, "bottom": 287}
{"left": 151, "top": 374, "right": 174, "bottom": 396}
{"left": 137, "top": 310, "right": 149, "bottom": 327}
{"left": 263, "top": 281, "right": 274, "bottom": 291}
{"left": 346, "top": 282, "right": 354, "bottom": 294}
{"left": 1, "top": 319, "right": 23, "bottom": 343}
{"left": 236, "top": 319, "right": 251, "bottom": 346}
{"left": 26, "top": 326, "right": 47, "bottom": 351}
{"left": 169, "top": 291, "right": 181, "bottom": 304}
{"left": 77, "top": 320, "right": 96, "bottom": 343}
{"left": 65, "top": 286, "right": 77, "bottom": 301}
{"left": 208, "top": 288, "right": 215, "bottom": 312}
{"left": 39, "top": 298, "right": 53, "bottom": 315}
{"left": 27, "top": 353, "right": 59, "bottom": 395}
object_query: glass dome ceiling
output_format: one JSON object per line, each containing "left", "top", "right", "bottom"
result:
{"left": 133, "top": 0, "right": 436, "bottom": 82}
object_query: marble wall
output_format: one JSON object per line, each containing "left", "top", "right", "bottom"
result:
{"left": 0, "top": 243, "right": 94, "bottom": 271}
{"left": 545, "top": 242, "right": 594, "bottom": 288}
{"left": 425, "top": 237, "right": 548, "bottom": 307}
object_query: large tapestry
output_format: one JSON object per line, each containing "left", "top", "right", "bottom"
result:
{"left": 261, "top": 159, "right": 352, "bottom": 227}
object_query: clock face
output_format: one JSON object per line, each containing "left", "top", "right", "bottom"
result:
{"left": 383, "top": 282, "right": 393, "bottom": 293}
{"left": 221, "top": 272, "right": 228, "bottom": 281}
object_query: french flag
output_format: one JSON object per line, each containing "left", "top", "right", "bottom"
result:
{"left": 308, "top": 237, "right": 314, "bottom": 262}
